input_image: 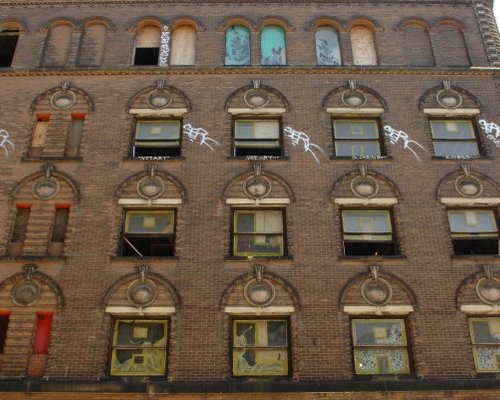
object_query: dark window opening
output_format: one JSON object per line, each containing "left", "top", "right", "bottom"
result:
{"left": 11, "top": 207, "right": 30, "bottom": 243}
{"left": 0, "top": 30, "right": 19, "bottom": 67}
{"left": 134, "top": 47, "right": 159, "bottom": 66}
{"left": 452, "top": 238, "right": 499, "bottom": 255}
{"left": 0, "top": 315, "right": 9, "bottom": 353}
{"left": 51, "top": 207, "right": 70, "bottom": 243}
{"left": 133, "top": 146, "right": 180, "bottom": 158}
{"left": 343, "top": 242, "right": 397, "bottom": 256}
{"left": 121, "top": 235, "right": 175, "bottom": 257}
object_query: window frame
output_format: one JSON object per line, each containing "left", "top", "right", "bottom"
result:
{"left": 225, "top": 25, "right": 251, "bottom": 66}
{"left": 231, "top": 208, "right": 287, "bottom": 258}
{"left": 332, "top": 118, "right": 385, "bottom": 159}
{"left": 340, "top": 208, "right": 399, "bottom": 256}
{"left": 314, "top": 26, "right": 342, "bottom": 66}
{"left": 120, "top": 209, "right": 177, "bottom": 258}
{"left": 351, "top": 317, "right": 411, "bottom": 376}
{"left": 468, "top": 317, "right": 500, "bottom": 373}
{"left": 108, "top": 318, "right": 169, "bottom": 377}
{"left": 230, "top": 317, "right": 291, "bottom": 378}
{"left": 232, "top": 116, "right": 283, "bottom": 158}
{"left": 0, "top": 28, "right": 20, "bottom": 68}
{"left": 131, "top": 118, "right": 183, "bottom": 159}
{"left": 447, "top": 208, "right": 499, "bottom": 256}
{"left": 260, "top": 25, "right": 287, "bottom": 66}
{"left": 429, "top": 117, "right": 483, "bottom": 159}
{"left": 132, "top": 26, "right": 161, "bottom": 66}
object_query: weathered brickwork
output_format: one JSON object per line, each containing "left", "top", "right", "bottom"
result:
{"left": 1, "top": 0, "right": 500, "bottom": 398}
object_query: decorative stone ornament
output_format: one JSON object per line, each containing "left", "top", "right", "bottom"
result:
{"left": 136, "top": 164, "right": 165, "bottom": 200}
{"left": 341, "top": 80, "right": 367, "bottom": 109}
{"left": 243, "top": 164, "right": 272, "bottom": 200}
{"left": 476, "top": 266, "right": 500, "bottom": 306}
{"left": 32, "top": 164, "right": 59, "bottom": 200}
{"left": 126, "top": 265, "right": 158, "bottom": 308}
{"left": 436, "top": 81, "right": 463, "bottom": 110}
{"left": 350, "top": 165, "right": 379, "bottom": 198}
{"left": 244, "top": 80, "right": 270, "bottom": 109}
{"left": 50, "top": 81, "right": 76, "bottom": 110}
{"left": 361, "top": 265, "right": 393, "bottom": 306}
{"left": 147, "top": 90, "right": 172, "bottom": 109}
{"left": 244, "top": 265, "right": 276, "bottom": 307}
{"left": 11, "top": 264, "right": 41, "bottom": 307}
{"left": 454, "top": 165, "right": 483, "bottom": 198}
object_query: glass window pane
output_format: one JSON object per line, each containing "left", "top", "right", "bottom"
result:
{"left": 255, "top": 211, "right": 283, "bottom": 233}
{"left": 469, "top": 319, "right": 500, "bottom": 344}
{"left": 136, "top": 122, "right": 180, "bottom": 140}
{"left": 234, "top": 322, "right": 256, "bottom": 347}
{"left": 225, "top": 25, "right": 250, "bottom": 66}
{"left": 472, "top": 346, "right": 500, "bottom": 372}
{"left": 235, "top": 234, "right": 283, "bottom": 255}
{"left": 334, "top": 121, "right": 379, "bottom": 139}
{"left": 342, "top": 211, "right": 392, "bottom": 234}
{"left": 233, "top": 348, "right": 288, "bottom": 376}
{"left": 261, "top": 26, "right": 286, "bottom": 65}
{"left": 315, "top": 27, "right": 341, "bottom": 66}
{"left": 354, "top": 348, "right": 409, "bottom": 374}
{"left": 335, "top": 141, "right": 381, "bottom": 157}
{"left": 433, "top": 141, "right": 480, "bottom": 157}
{"left": 125, "top": 211, "right": 174, "bottom": 234}
{"left": 267, "top": 321, "right": 287, "bottom": 346}
{"left": 352, "top": 319, "right": 406, "bottom": 346}
{"left": 448, "top": 210, "right": 498, "bottom": 234}
{"left": 431, "top": 121, "right": 475, "bottom": 139}
{"left": 254, "top": 121, "right": 280, "bottom": 138}
{"left": 236, "top": 212, "right": 255, "bottom": 233}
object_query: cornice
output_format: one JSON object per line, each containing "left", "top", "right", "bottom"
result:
{"left": 0, "top": 66, "right": 496, "bottom": 77}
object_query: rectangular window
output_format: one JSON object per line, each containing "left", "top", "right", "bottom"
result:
{"left": 0, "top": 29, "right": 19, "bottom": 67}
{"left": 51, "top": 206, "right": 70, "bottom": 243}
{"left": 121, "top": 210, "right": 176, "bottom": 257}
{"left": 341, "top": 210, "right": 397, "bottom": 256}
{"left": 32, "top": 312, "right": 53, "bottom": 355}
{"left": 133, "top": 120, "right": 181, "bottom": 158}
{"left": 110, "top": 319, "right": 168, "bottom": 376}
{"left": 333, "top": 119, "right": 382, "bottom": 158}
{"left": 9, "top": 205, "right": 31, "bottom": 256}
{"left": 233, "top": 119, "right": 281, "bottom": 157}
{"left": 430, "top": 120, "right": 480, "bottom": 158}
{"left": 233, "top": 209, "right": 284, "bottom": 257}
{"left": 232, "top": 319, "right": 289, "bottom": 376}
{"left": 447, "top": 209, "right": 499, "bottom": 255}
{"left": 0, "top": 314, "right": 10, "bottom": 353}
{"left": 469, "top": 317, "right": 500, "bottom": 373}
{"left": 352, "top": 319, "right": 410, "bottom": 375}
{"left": 29, "top": 115, "right": 50, "bottom": 158}
{"left": 65, "top": 114, "right": 85, "bottom": 157}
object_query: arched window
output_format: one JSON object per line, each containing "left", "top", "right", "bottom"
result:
{"left": 434, "top": 24, "right": 470, "bottom": 66}
{"left": 315, "top": 27, "right": 341, "bottom": 66}
{"left": 261, "top": 26, "right": 286, "bottom": 65}
{"left": 170, "top": 25, "right": 196, "bottom": 65}
{"left": 77, "top": 23, "right": 107, "bottom": 67}
{"left": 134, "top": 25, "right": 160, "bottom": 66}
{"left": 42, "top": 24, "right": 73, "bottom": 67}
{"left": 0, "top": 28, "right": 19, "bottom": 67}
{"left": 403, "top": 24, "right": 434, "bottom": 66}
{"left": 351, "top": 25, "right": 377, "bottom": 65}
{"left": 225, "top": 25, "right": 250, "bottom": 66}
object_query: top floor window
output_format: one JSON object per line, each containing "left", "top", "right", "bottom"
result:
{"left": 170, "top": 25, "right": 196, "bottom": 65}
{"left": 315, "top": 27, "right": 341, "bottom": 66}
{"left": 0, "top": 29, "right": 19, "bottom": 67}
{"left": 351, "top": 25, "right": 377, "bottom": 65}
{"left": 134, "top": 26, "right": 160, "bottom": 66}
{"left": 261, "top": 26, "right": 286, "bottom": 65}
{"left": 225, "top": 25, "right": 250, "bottom": 66}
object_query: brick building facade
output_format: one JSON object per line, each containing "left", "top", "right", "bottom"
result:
{"left": 2, "top": 0, "right": 500, "bottom": 398}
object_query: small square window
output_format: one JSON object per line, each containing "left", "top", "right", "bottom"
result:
{"left": 233, "top": 119, "right": 281, "bottom": 157}
{"left": 447, "top": 209, "right": 499, "bottom": 255}
{"left": 341, "top": 210, "right": 398, "bottom": 256}
{"left": 232, "top": 319, "right": 289, "bottom": 376}
{"left": 232, "top": 209, "right": 285, "bottom": 257}
{"left": 333, "top": 119, "right": 383, "bottom": 158}
{"left": 132, "top": 120, "right": 181, "bottom": 158}
{"left": 468, "top": 317, "right": 500, "bottom": 373}
{"left": 121, "top": 210, "right": 176, "bottom": 257}
{"left": 430, "top": 120, "right": 481, "bottom": 158}
{"left": 110, "top": 319, "right": 168, "bottom": 376}
{"left": 352, "top": 319, "right": 410, "bottom": 375}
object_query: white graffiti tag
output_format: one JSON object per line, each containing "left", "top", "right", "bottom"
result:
{"left": 159, "top": 26, "right": 170, "bottom": 66}
{"left": 383, "top": 126, "right": 427, "bottom": 160}
{"left": 0, "top": 129, "right": 15, "bottom": 156}
{"left": 479, "top": 119, "right": 500, "bottom": 148}
{"left": 182, "top": 124, "right": 220, "bottom": 151}
{"left": 284, "top": 126, "right": 325, "bottom": 164}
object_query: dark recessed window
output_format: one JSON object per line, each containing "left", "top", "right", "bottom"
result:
{"left": 121, "top": 210, "right": 176, "bottom": 257}
{"left": 0, "top": 315, "right": 10, "bottom": 353}
{"left": 134, "top": 26, "right": 160, "bottom": 66}
{"left": 447, "top": 209, "right": 499, "bottom": 255}
{"left": 0, "top": 29, "right": 19, "bottom": 67}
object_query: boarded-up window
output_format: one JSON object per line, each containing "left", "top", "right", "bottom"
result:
{"left": 42, "top": 24, "right": 72, "bottom": 67}
{"left": 77, "top": 24, "right": 106, "bottom": 67}
{"left": 403, "top": 24, "right": 434, "bottom": 66}
{"left": 434, "top": 25, "right": 470, "bottom": 66}
{"left": 170, "top": 26, "right": 196, "bottom": 65}
{"left": 0, "top": 29, "right": 19, "bottom": 67}
{"left": 134, "top": 26, "right": 160, "bottom": 65}
{"left": 261, "top": 26, "right": 286, "bottom": 65}
{"left": 315, "top": 27, "right": 341, "bottom": 66}
{"left": 351, "top": 26, "right": 377, "bottom": 65}
{"left": 225, "top": 26, "right": 250, "bottom": 66}
{"left": 30, "top": 115, "right": 50, "bottom": 157}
